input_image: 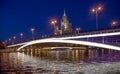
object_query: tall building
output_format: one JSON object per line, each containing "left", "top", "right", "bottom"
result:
{"left": 53, "top": 9, "right": 73, "bottom": 35}
{"left": 60, "top": 9, "right": 72, "bottom": 34}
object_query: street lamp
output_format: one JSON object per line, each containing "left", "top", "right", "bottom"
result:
{"left": 76, "top": 27, "right": 80, "bottom": 34}
{"left": 111, "top": 21, "right": 118, "bottom": 28}
{"left": 50, "top": 19, "right": 57, "bottom": 35}
{"left": 51, "top": 19, "right": 57, "bottom": 27}
{"left": 20, "top": 33, "right": 23, "bottom": 42}
{"left": 51, "top": 20, "right": 57, "bottom": 25}
{"left": 9, "top": 38, "right": 11, "bottom": 45}
{"left": 13, "top": 36, "right": 16, "bottom": 44}
{"left": 30, "top": 28, "right": 35, "bottom": 40}
{"left": 92, "top": 6, "right": 102, "bottom": 30}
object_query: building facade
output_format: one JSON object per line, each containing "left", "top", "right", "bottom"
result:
{"left": 60, "top": 9, "right": 72, "bottom": 34}
{"left": 54, "top": 9, "right": 72, "bottom": 35}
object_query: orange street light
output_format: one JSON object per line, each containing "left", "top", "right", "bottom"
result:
{"left": 92, "top": 6, "right": 102, "bottom": 30}
{"left": 98, "top": 7, "right": 102, "bottom": 10}
{"left": 50, "top": 19, "right": 58, "bottom": 35}
{"left": 50, "top": 19, "right": 57, "bottom": 26}
{"left": 92, "top": 9, "right": 95, "bottom": 12}
{"left": 111, "top": 21, "right": 118, "bottom": 28}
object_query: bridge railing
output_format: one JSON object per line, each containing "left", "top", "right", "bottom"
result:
{"left": 83, "top": 39, "right": 120, "bottom": 46}
{"left": 54, "top": 28, "right": 120, "bottom": 38}
{"left": 7, "top": 28, "right": 120, "bottom": 46}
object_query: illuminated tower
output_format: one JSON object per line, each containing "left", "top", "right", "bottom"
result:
{"left": 60, "top": 9, "right": 72, "bottom": 34}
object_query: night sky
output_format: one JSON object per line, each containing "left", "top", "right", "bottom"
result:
{"left": 0, "top": 0, "right": 120, "bottom": 42}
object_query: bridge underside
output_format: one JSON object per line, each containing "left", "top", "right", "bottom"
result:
{"left": 9, "top": 42, "right": 87, "bottom": 51}
{"left": 15, "top": 39, "right": 120, "bottom": 51}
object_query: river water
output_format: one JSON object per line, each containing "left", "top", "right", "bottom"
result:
{"left": 0, "top": 48, "right": 120, "bottom": 74}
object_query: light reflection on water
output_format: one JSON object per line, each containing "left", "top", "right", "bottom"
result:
{"left": 0, "top": 48, "right": 120, "bottom": 73}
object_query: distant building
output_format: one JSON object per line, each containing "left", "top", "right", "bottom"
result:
{"left": 60, "top": 9, "right": 72, "bottom": 34}
{"left": 54, "top": 9, "right": 73, "bottom": 35}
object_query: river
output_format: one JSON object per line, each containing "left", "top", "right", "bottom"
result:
{"left": 0, "top": 48, "right": 120, "bottom": 74}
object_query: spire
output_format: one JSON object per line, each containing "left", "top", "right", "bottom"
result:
{"left": 63, "top": 8, "right": 66, "bottom": 16}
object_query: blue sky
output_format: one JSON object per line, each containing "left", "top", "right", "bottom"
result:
{"left": 0, "top": 0, "right": 120, "bottom": 41}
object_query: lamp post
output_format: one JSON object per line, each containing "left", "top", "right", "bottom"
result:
{"left": 92, "top": 6, "right": 102, "bottom": 30}
{"left": 13, "top": 36, "right": 16, "bottom": 44}
{"left": 9, "top": 38, "right": 11, "bottom": 45}
{"left": 76, "top": 27, "right": 80, "bottom": 34}
{"left": 50, "top": 19, "right": 57, "bottom": 35}
{"left": 111, "top": 21, "right": 117, "bottom": 28}
{"left": 30, "top": 28, "right": 35, "bottom": 40}
{"left": 20, "top": 33, "right": 23, "bottom": 42}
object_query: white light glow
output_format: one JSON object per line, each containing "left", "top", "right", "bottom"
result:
{"left": 51, "top": 47, "right": 73, "bottom": 50}
{"left": 17, "top": 39, "right": 120, "bottom": 51}
{"left": 8, "top": 42, "right": 28, "bottom": 47}
{"left": 57, "top": 32, "right": 120, "bottom": 40}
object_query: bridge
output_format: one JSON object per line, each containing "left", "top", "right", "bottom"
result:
{"left": 8, "top": 28, "right": 120, "bottom": 51}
